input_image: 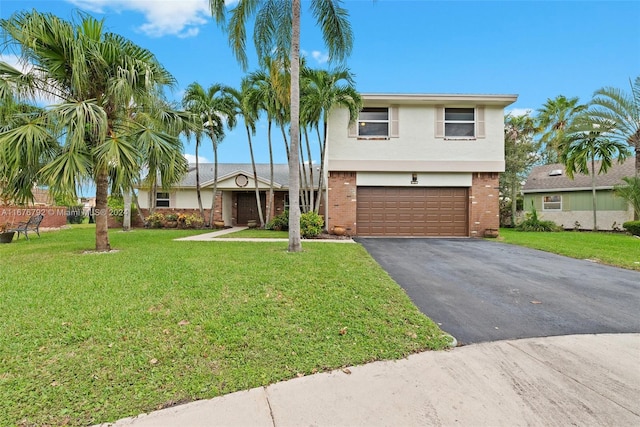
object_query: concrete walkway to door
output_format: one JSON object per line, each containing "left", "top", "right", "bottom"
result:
{"left": 175, "top": 227, "right": 355, "bottom": 243}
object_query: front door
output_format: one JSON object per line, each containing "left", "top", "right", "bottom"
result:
{"left": 236, "top": 192, "right": 266, "bottom": 225}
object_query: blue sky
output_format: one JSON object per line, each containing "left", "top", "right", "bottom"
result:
{"left": 2, "top": 0, "right": 639, "bottom": 173}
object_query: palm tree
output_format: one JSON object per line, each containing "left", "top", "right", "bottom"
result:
{"left": 586, "top": 76, "right": 640, "bottom": 178}
{"left": 301, "top": 66, "right": 361, "bottom": 216}
{"left": 614, "top": 176, "right": 640, "bottom": 219}
{"left": 0, "top": 10, "right": 185, "bottom": 251}
{"left": 208, "top": 0, "right": 353, "bottom": 252}
{"left": 536, "top": 95, "right": 586, "bottom": 164}
{"left": 245, "top": 57, "right": 289, "bottom": 223}
{"left": 182, "top": 82, "right": 236, "bottom": 226}
{"left": 228, "top": 81, "right": 265, "bottom": 227}
{"left": 563, "top": 117, "right": 631, "bottom": 230}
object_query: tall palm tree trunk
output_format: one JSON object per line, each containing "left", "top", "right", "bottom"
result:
{"left": 195, "top": 134, "right": 205, "bottom": 223}
{"left": 246, "top": 124, "right": 265, "bottom": 227}
{"left": 304, "top": 126, "right": 315, "bottom": 212}
{"left": 266, "top": 119, "right": 274, "bottom": 224}
{"left": 209, "top": 140, "right": 220, "bottom": 227}
{"left": 288, "top": 0, "right": 302, "bottom": 251}
{"left": 314, "top": 123, "right": 326, "bottom": 214}
{"left": 280, "top": 123, "right": 290, "bottom": 162}
{"left": 299, "top": 131, "right": 310, "bottom": 212}
{"left": 95, "top": 166, "right": 111, "bottom": 251}
{"left": 123, "top": 187, "right": 132, "bottom": 231}
{"left": 591, "top": 157, "right": 598, "bottom": 231}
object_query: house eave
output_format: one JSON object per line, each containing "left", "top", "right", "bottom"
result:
{"left": 360, "top": 93, "right": 518, "bottom": 107}
{"left": 523, "top": 186, "right": 615, "bottom": 193}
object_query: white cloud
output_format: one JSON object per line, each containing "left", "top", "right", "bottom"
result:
{"left": 507, "top": 108, "right": 534, "bottom": 117}
{"left": 311, "top": 50, "right": 329, "bottom": 64}
{"left": 66, "top": 0, "right": 211, "bottom": 38}
{"left": 184, "top": 153, "right": 211, "bottom": 164}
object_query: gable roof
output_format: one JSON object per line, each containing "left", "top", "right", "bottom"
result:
{"left": 523, "top": 158, "right": 635, "bottom": 193}
{"left": 176, "top": 163, "right": 320, "bottom": 188}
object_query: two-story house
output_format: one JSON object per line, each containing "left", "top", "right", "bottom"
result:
{"left": 324, "top": 93, "right": 517, "bottom": 237}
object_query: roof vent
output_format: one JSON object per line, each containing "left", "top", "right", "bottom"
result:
{"left": 548, "top": 169, "right": 563, "bottom": 176}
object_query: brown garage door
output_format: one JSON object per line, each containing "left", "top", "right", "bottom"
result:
{"left": 357, "top": 187, "right": 468, "bottom": 236}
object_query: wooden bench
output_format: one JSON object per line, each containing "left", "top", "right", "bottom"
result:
{"left": 11, "top": 214, "right": 44, "bottom": 241}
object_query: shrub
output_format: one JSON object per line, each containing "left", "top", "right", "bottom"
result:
{"left": 165, "top": 214, "right": 178, "bottom": 221}
{"left": 184, "top": 214, "right": 204, "bottom": 229}
{"left": 145, "top": 212, "right": 165, "bottom": 228}
{"left": 267, "top": 210, "right": 289, "bottom": 231}
{"left": 515, "top": 202, "right": 561, "bottom": 232}
{"left": 622, "top": 220, "right": 640, "bottom": 236}
{"left": 300, "top": 211, "right": 324, "bottom": 238}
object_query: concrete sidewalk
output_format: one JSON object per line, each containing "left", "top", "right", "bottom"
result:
{"left": 175, "top": 227, "right": 355, "bottom": 243}
{"left": 100, "top": 334, "right": 640, "bottom": 426}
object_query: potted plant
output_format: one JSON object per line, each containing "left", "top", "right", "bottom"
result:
{"left": 0, "top": 222, "right": 15, "bottom": 243}
{"left": 164, "top": 214, "right": 178, "bottom": 228}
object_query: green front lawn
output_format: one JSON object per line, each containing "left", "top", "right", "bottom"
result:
{"left": 498, "top": 228, "right": 640, "bottom": 270}
{"left": 217, "top": 228, "right": 289, "bottom": 238}
{"left": 0, "top": 226, "right": 448, "bottom": 426}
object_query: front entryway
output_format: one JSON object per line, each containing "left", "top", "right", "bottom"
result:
{"left": 236, "top": 192, "right": 266, "bottom": 225}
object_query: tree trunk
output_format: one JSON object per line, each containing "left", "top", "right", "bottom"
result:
{"left": 314, "top": 122, "right": 326, "bottom": 215}
{"left": 299, "top": 130, "right": 310, "bottom": 212}
{"left": 591, "top": 157, "right": 598, "bottom": 231}
{"left": 123, "top": 188, "right": 132, "bottom": 231}
{"left": 132, "top": 191, "right": 146, "bottom": 224}
{"left": 209, "top": 140, "right": 219, "bottom": 227}
{"left": 95, "top": 166, "right": 111, "bottom": 252}
{"left": 288, "top": 0, "right": 302, "bottom": 252}
{"left": 266, "top": 119, "right": 274, "bottom": 224}
{"left": 510, "top": 173, "right": 518, "bottom": 227}
{"left": 247, "top": 125, "right": 265, "bottom": 227}
{"left": 304, "top": 126, "right": 314, "bottom": 212}
{"left": 280, "top": 123, "right": 290, "bottom": 162}
{"left": 195, "top": 134, "right": 206, "bottom": 224}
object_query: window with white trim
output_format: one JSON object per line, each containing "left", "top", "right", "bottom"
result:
{"left": 156, "top": 192, "right": 170, "bottom": 208}
{"left": 358, "top": 107, "right": 389, "bottom": 137}
{"left": 543, "top": 195, "right": 562, "bottom": 211}
{"left": 445, "top": 108, "right": 475, "bottom": 138}
{"left": 436, "top": 106, "right": 485, "bottom": 139}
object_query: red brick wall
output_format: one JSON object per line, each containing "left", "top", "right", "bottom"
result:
{"left": 0, "top": 206, "right": 68, "bottom": 228}
{"left": 327, "top": 171, "right": 357, "bottom": 235}
{"left": 469, "top": 172, "right": 500, "bottom": 237}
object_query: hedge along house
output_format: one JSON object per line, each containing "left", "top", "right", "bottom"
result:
{"left": 324, "top": 93, "right": 518, "bottom": 237}
{"left": 522, "top": 159, "right": 635, "bottom": 231}
{"left": 137, "top": 163, "right": 320, "bottom": 226}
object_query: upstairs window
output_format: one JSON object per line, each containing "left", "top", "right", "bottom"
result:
{"left": 358, "top": 107, "right": 389, "bottom": 137}
{"left": 445, "top": 108, "right": 475, "bottom": 138}
{"left": 543, "top": 195, "right": 562, "bottom": 211}
{"left": 156, "top": 192, "right": 170, "bottom": 208}
{"left": 349, "top": 106, "right": 399, "bottom": 138}
{"left": 436, "top": 106, "right": 485, "bottom": 139}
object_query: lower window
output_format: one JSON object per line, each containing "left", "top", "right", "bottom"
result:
{"left": 543, "top": 195, "right": 561, "bottom": 211}
{"left": 156, "top": 192, "right": 170, "bottom": 208}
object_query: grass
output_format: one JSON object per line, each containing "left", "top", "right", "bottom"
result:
{"left": 217, "top": 228, "right": 289, "bottom": 238}
{"left": 0, "top": 226, "right": 448, "bottom": 426}
{"left": 498, "top": 228, "right": 640, "bottom": 270}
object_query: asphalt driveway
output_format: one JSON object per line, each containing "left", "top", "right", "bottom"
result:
{"left": 356, "top": 238, "right": 640, "bottom": 345}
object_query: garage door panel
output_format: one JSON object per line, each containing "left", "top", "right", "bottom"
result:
{"left": 357, "top": 187, "right": 468, "bottom": 236}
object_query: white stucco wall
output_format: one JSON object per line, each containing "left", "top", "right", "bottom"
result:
{"left": 327, "top": 102, "right": 508, "bottom": 172}
{"left": 356, "top": 172, "right": 472, "bottom": 187}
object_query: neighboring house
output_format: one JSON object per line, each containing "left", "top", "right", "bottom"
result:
{"left": 137, "top": 163, "right": 319, "bottom": 226}
{"left": 323, "top": 93, "right": 517, "bottom": 236}
{"left": 522, "top": 159, "right": 634, "bottom": 230}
